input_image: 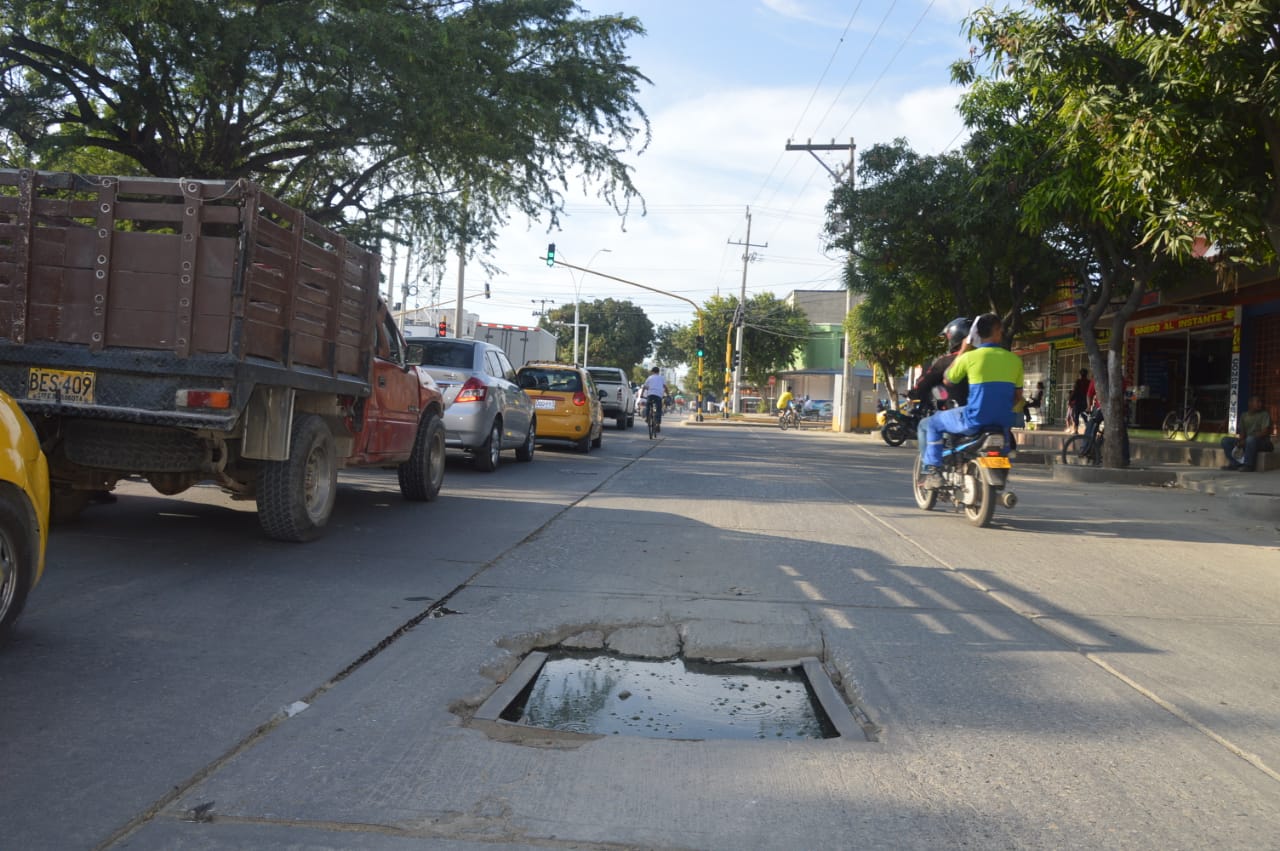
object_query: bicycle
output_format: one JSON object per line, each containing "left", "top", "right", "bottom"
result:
{"left": 1061, "top": 407, "right": 1105, "bottom": 466}
{"left": 778, "top": 404, "right": 801, "bottom": 431}
{"left": 646, "top": 394, "right": 662, "bottom": 439}
{"left": 1161, "top": 395, "right": 1200, "bottom": 440}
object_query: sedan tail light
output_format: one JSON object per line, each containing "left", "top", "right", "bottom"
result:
{"left": 572, "top": 391, "right": 587, "bottom": 406}
{"left": 456, "top": 377, "right": 487, "bottom": 403}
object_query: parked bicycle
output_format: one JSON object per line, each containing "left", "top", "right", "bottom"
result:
{"left": 1161, "top": 395, "right": 1200, "bottom": 440}
{"left": 1061, "top": 407, "right": 1105, "bottom": 466}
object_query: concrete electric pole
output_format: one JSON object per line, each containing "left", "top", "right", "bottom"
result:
{"left": 785, "top": 139, "right": 856, "bottom": 431}
{"left": 727, "top": 206, "right": 768, "bottom": 414}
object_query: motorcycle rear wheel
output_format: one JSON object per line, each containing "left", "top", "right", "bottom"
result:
{"left": 911, "top": 454, "right": 937, "bottom": 510}
{"left": 882, "top": 421, "right": 909, "bottom": 446}
{"left": 962, "top": 462, "right": 996, "bottom": 527}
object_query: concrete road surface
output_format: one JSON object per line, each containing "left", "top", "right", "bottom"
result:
{"left": 2, "top": 423, "right": 1277, "bottom": 850}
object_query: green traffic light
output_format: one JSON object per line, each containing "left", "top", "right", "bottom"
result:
{"left": 546, "top": 242, "right": 556, "bottom": 267}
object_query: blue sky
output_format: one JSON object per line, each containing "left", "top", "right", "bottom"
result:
{"left": 414, "top": 0, "right": 977, "bottom": 333}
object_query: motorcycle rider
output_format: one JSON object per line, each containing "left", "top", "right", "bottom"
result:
{"left": 910, "top": 317, "right": 972, "bottom": 447}
{"left": 919, "top": 313, "right": 1024, "bottom": 489}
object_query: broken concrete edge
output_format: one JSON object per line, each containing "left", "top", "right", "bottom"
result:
{"left": 469, "top": 628, "right": 880, "bottom": 743}
{"left": 473, "top": 651, "right": 547, "bottom": 723}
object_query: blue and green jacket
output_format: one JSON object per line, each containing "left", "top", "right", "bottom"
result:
{"left": 944, "top": 344, "right": 1024, "bottom": 430}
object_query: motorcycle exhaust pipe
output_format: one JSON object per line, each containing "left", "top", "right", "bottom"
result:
{"left": 1000, "top": 491, "right": 1018, "bottom": 509}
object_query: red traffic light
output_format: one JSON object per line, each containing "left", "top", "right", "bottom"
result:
{"left": 437, "top": 319, "right": 447, "bottom": 337}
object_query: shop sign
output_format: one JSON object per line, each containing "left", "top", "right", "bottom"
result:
{"left": 1130, "top": 306, "right": 1235, "bottom": 337}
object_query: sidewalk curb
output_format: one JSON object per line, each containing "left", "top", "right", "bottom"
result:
{"left": 1052, "top": 464, "right": 1178, "bottom": 487}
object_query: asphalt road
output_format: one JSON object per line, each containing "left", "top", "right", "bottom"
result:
{"left": 2, "top": 420, "right": 1278, "bottom": 850}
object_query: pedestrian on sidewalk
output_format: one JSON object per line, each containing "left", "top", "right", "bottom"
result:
{"left": 1221, "top": 395, "right": 1273, "bottom": 472}
{"left": 1068, "top": 369, "right": 1089, "bottom": 432}
{"left": 1023, "top": 381, "right": 1045, "bottom": 426}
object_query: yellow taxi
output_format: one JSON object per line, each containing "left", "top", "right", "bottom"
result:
{"left": 516, "top": 363, "right": 605, "bottom": 453}
{"left": 0, "top": 389, "right": 50, "bottom": 644}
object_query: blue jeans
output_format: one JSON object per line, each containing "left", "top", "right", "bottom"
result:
{"left": 647, "top": 395, "right": 663, "bottom": 425}
{"left": 919, "top": 408, "right": 972, "bottom": 469}
{"left": 1221, "top": 434, "right": 1273, "bottom": 469}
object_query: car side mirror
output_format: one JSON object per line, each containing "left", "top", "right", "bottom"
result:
{"left": 405, "top": 344, "right": 423, "bottom": 366}
{"left": 598, "top": 388, "right": 608, "bottom": 400}
{"left": 517, "top": 374, "right": 536, "bottom": 390}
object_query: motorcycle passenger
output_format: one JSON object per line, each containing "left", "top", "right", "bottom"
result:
{"left": 919, "top": 313, "right": 1024, "bottom": 490}
{"left": 641, "top": 367, "right": 668, "bottom": 432}
{"left": 910, "top": 317, "right": 972, "bottom": 410}
{"left": 910, "top": 317, "right": 971, "bottom": 446}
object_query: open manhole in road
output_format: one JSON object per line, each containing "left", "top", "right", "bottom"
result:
{"left": 475, "top": 652, "right": 867, "bottom": 741}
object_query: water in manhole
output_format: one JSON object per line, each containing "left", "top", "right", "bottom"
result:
{"left": 498, "top": 652, "right": 839, "bottom": 741}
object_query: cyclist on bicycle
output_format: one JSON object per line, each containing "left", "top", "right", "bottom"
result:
{"left": 640, "top": 367, "right": 668, "bottom": 433}
{"left": 776, "top": 388, "right": 794, "bottom": 415}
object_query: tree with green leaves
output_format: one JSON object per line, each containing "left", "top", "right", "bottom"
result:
{"left": 540, "top": 298, "right": 653, "bottom": 373}
{"left": 0, "top": 0, "right": 650, "bottom": 260}
{"left": 956, "top": 8, "right": 1199, "bottom": 467}
{"left": 842, "top": 291, "right": 943, "bottom": 402}
{"left": 826, "top": 138, "right": 1067, "bottom": 352}
{"left": 986, "top": 1, "right": 1280, "bottom": 266}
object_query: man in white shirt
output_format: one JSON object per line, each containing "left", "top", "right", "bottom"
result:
{"left": 640, "top": 367, "right": 668, "bottom": 431}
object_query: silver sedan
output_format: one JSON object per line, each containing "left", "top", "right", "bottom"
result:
{"left": 406, "top": 338, "right": 536, "bottom": 471}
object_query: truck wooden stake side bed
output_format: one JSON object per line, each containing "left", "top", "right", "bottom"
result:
{"left": 0, "top": 169, "right": 446, "bottom": 541}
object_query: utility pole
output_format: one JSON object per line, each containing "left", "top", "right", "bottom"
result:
{"left": 531, "top": 298, "right": 555, "bottom": 318}
{"left": 727, "top": 206, "right": 768, "bottom": 414}
{"left": 786, "top": 138, "right": 856, "bottom": 431}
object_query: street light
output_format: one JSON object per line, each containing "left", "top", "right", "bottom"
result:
{"left": 570, "top": 248, "right": 611, "bottom": 367}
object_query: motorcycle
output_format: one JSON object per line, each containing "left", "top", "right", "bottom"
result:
{"left": 911, "top": 425, "right": 1017, "bottom": 528}
{"left": 881, "top": 399, "right": 932, "bottom": 447}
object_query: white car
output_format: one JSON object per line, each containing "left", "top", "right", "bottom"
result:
{"left": 586, "top": 367, "right": 636, "bottom": 430}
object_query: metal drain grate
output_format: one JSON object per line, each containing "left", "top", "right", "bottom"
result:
{"left": 475, "top": 652, "right": 868, "bottom": 741}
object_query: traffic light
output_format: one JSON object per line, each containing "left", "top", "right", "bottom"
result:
{"left": 484, "top": 281, "right": 491, "bottom": 299}
{"left": 437, "top": 318, "right": 447, "bottom": 337}
{"left": 695, "top": 335, "right": 705, "bottom": 358}
{"left": 732, "top": 351, "right": 741, "bottom": 369}
{"left": 546, "top": 242, "right": 556, "bottom": 267}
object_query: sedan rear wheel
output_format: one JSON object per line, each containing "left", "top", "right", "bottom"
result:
{"left": 515, "top": 421, "right": 535, "bottom": 462}
{"left": 475, "top": 420, "right": 502, "bottom": 472}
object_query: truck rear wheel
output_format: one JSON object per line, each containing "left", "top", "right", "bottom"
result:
{"left": 257, "top": 414, "right": 337, "bottom": 542}
{"left": 399, "top": 414, "right": 446, "bottom": 501}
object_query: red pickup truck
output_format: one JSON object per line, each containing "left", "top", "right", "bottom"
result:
{"left": 0, "top": 169, "right": 445, "bottom": 541}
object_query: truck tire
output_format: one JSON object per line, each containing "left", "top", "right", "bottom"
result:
{"left": 0, "top": 494, "right": 35, "bottom": 645}
{"left": 256, "top": 414, "right": 337, "bottom": 542}
{"left": 474, "top": 420, "right": 501, "bottom": 473}
{"left": 399, "top": 414, "right": 446, "bottom": 501}
{"left": 615, "top": 411, "right": 627, "bottom": 430}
